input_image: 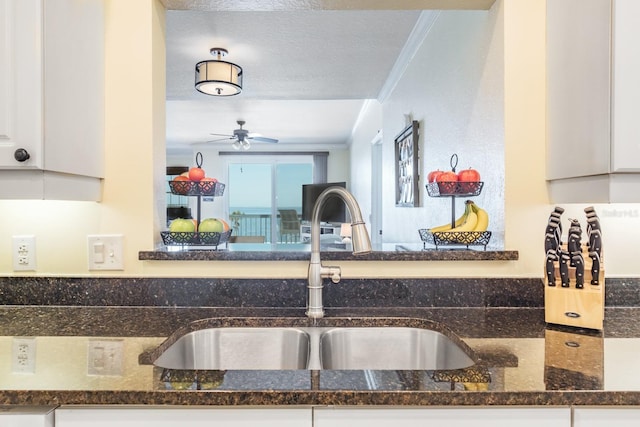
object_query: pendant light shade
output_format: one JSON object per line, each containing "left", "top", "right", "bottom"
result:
{"left": 195, "top": 48, "right": 243, "bottom": 96}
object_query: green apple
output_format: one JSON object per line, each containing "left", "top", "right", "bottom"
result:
{"left": 199, "top": 218, "right": 224, "bottom": 233}
{"left": 169, "top": 218, "right": 196, "bottom": 233}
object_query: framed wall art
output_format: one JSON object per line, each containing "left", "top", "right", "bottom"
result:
{"left": 394, "top": 120, "right": 420, "bottom": 207}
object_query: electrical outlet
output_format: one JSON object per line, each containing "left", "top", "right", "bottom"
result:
{"left": 12, "top": 235, "right": 36, "bottom": 271}
{"left": 87, "top": 234, "right": 124, "bottom": 270}
{"left": 87, "top": 339, "right": 124, "bottom": 376}
{"left": 12, "top": 338, "right": 36, "bottom": 374}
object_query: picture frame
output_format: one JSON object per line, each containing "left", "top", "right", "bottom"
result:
{"left": 394, "top": 120, "right": 420, "bottom": 207}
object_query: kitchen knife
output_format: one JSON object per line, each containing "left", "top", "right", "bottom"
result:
{"left": 544, "top": 231, "right": 559, "bottom": 287}
{"left": 567, "top": 228, "right": 582, "bottom": 268}
{"left": 588, "top": 229, "right": 603, "bottom": 285}
{"left": 572, "top": 253, "right": 585, "bottom": 289}
{"left": 545, "top": 250, "right": 558, "bottom": 286}
{"left": 560, "top": 252, "right": 571, "bottom": 287}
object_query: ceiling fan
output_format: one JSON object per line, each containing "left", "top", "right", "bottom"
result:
{"left": 208, "top": 120, "right": 279, "bottom": 150}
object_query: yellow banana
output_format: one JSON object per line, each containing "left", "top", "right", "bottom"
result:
{"left": 447, "top": 210, "right": 478, "bottom": 232}
{"left": 469, "top": 202, "right": 490, "bottom": 232}
{"left": 429, "top": 203, "right": 469, "bottom": 233}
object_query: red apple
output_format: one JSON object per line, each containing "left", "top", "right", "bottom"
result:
{"left": 435, "top": 171, "right": 459, "bottom": 195}
{"left": 458, "top": 168, "right": 481, "bottom": 193}
{"left": 188, "top": 167, "right": 206, "bottom": 182}
{"left": 427, "top": 169, "right": 444, "bottom": 183}
{"left": 171, "top": 175, "right": 191, "bottom": 195}
{"left": 457, "top": 168, "right": 481, "bottom": 182}
{"left": 198, "top": 177, "right": 218, "bottom": 194}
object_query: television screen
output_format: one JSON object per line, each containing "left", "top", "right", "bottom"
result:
{"left": 301, "top": 182, "right": 347, "bottom": 223}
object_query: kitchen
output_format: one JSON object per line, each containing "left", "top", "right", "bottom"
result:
{"left": 1, "top": 0, "right": 640, "bottom": 424}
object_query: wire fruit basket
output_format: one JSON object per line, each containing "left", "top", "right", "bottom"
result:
{"left": 418, "top": 229, "right": 492, "bottom": 250}
{"left": 161, "top": 229, "right": 233, "bottom": 248}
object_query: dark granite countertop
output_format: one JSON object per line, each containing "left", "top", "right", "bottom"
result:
{"left": 139, "top": 246, "right": 519, "bottom": 261}
{"left": 2, "top": 306, "right": 640, "bottom": 407}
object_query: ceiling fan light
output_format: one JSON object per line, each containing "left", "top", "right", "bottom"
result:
{"left": 242, "top": 140, "right": 251, "bottom": 150}
{"left": 195, "top": 49, "right": 243, "bottom": 96}
{"left": 232, "top": 140, "right": 242, "bottom": 150}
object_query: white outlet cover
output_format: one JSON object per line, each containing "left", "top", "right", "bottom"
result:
{"left": 12, "top": 235, "right": 36, "bottom": 271}
{"left": 87, "top": 234, "right": 124, "bottom": 270}
{"left": 12, "top": 337, "right": 36, "bottom": 374}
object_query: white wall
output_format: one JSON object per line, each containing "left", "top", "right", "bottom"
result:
{"left": 0, "top": 0, "right": 639, "bottom": 280}
{"left": 381, "top": 8, "right": 504, "bottom": 247}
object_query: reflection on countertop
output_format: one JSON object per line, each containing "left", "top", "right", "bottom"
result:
{"left": 2, "top": 306, "right": 640, "bottom": 406}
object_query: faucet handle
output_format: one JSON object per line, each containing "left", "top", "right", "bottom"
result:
{"left": 321, "top": 265, "right": 342, "bottom": 284}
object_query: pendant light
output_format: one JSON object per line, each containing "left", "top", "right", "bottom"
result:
{"left": 195, "top": 48, "right": 243, "bottom": 96}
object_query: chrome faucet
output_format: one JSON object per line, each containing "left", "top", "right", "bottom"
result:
{"left": 306, "top": 186, "right": 372, "bottom": 319}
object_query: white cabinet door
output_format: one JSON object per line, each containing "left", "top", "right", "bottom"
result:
{"left": 0, "top": 0, "right": 44, "bottom": 169}
{"left": 43, "top": 0, "right": 104, "bottom": 179}
{"left": 0, "top": 406, "right": 54, "bottom": 427}
{"left": 0, "top": 0, "right": 103, "bottom": 199}
{"left": 314, "top": 406, "right": 571, "bottom": 427}
{"left": 546, "top": 0, "right": 611, "bottom": 181}
{"left": 611, "top": 0, "right": 640, "bottom": 173}
{"left": 56, "top": 407, "right": 312, "bottom": 427}
{"left": 574, "top": 407, "right": 640, "bottom": 427}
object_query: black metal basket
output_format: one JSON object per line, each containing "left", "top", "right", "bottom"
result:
{"left": 161, "top": 229, "right": 233, "bottom": 249}
{"left": 425, "top": 181, "right": 483, "bottom": 197}
{"left": 168, "top": 180, "right": 226, "bottom": 197}
{"left": 418, "top": 229, "right": 492, "bottom": 250}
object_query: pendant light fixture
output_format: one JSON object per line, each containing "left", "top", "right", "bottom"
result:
{"left": 195, "top": 48, "right": 243, "bottom": 96}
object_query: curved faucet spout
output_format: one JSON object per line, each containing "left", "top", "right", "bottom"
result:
{"left": 307, "top": 186, "right": 372, "bottom": 319}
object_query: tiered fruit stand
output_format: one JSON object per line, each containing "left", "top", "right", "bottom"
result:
{"left": 419, "top": 154, "right": 491, "bottom": 250}
{"left": 161, "top": 152, "right": 232, "bottom": 250}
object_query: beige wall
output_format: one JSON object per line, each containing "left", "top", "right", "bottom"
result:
{"left": 0, "top": 0, "right": 638, "bottom": 280}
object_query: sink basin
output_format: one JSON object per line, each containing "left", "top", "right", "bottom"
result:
{"left": 143, "top": 319, "right": 477, "bottom": 372}
{"left": 319, "top": 327, "right": 475, "bottom": 370}
{"left": 152, "top": 327, "right": 310, "bottom": 370}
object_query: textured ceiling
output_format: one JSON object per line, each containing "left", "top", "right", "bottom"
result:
{"left": 166, "top": 9, "right": 421, "bottom": 152}
{"left": 163, "top": 1, "right": 496, "bottom": 153}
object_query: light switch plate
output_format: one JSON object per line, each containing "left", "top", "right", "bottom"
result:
{"left": 87, "top": 234, "right": 124, "bottom": 270}
{"left": 87, "top": 339, "right": 123, "bottom": 376}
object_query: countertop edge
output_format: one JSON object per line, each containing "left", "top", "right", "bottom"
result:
{"left": 138, "top": 250, "right": 519, "bottom": 261}
{"left": 2, "top": 390, "right": 640, "bottom": 407}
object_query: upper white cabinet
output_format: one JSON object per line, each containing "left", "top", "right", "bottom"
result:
{"left": 0, "top": 0, "right": 104, "bottom": 200}
{"left": 546, "top": 0, "right": 640, "bottom": 202}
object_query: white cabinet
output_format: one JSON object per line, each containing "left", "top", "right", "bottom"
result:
{"left": 55, "top": 406, "right": 312, "bottom": 427}
{"left": 0, "top": 406, "right": 54, "bottom": 427}
{"left": 546, "top": 0, "right": 640, "bottom": 202}
{"left": 574, "top": 407, "right": 640, "bottom": 427}
{"left": 0, "top": 0, "right": 104, "bottom": 200}
{"left": 313, "top": 406, "right": 571, "bottom": 427}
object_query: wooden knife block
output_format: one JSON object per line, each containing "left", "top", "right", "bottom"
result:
{"left": 543, "top": 246, "right": 604, "bottom": 330}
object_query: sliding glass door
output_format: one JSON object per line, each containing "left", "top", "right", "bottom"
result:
{"left": 227, "top": 156, "right": 313, "bottom": 243}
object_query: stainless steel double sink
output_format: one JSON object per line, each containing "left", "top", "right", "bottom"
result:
{"left": 147, "top": 319, "right": 476, "bottom": 371}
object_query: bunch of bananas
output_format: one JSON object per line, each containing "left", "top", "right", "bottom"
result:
{"left": 429, "top": 200, "right": 489, "bottom": 234}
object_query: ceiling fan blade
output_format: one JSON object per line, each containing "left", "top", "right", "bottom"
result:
{"left": 248, "top": 136, "right": 278, "bottom": 144}
{"left": 210, "top": 133, "right": 234, "bottom": 137}
{"left": 205, "top": 136, "right": 235, "bottom": 143}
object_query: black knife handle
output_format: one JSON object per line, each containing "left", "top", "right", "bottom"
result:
{"left": 560, "top": 253, "right": 570, "bottom": 287}
{"left": 545, "top": 251, "right": 557, "bottom": 287}
{"left": 589, "top": 251, "right": 601, "bottom": 285}
{"left": 573, "top": 255, "right": 584, "bottom": 289}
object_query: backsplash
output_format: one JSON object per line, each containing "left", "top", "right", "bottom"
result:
{"left": 0, "top": 277, "right": 637, "bottom": 308}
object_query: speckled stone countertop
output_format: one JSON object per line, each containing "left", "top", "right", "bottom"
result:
{"left": 2, "top": 305, "right": 640, "bottom": 406}
{"left": 138, "top": 247, "right": 519, "bottom": 261}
